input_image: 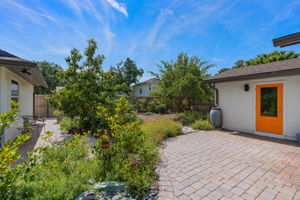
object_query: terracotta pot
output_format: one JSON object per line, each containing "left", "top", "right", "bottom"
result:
{"left": 101, "top": 142, "right": 110, "bottom": 151}
{"left": 68, "top": 128, "right": 83, "bottom": 135}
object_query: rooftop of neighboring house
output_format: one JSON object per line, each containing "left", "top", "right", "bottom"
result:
{"left": 0, "top": 49, "right": 33, "bottom": 63}
{"left": 0, "top": 49, "right": 47, "bottom": 87}
{"left": 133, "top": 78, "right": 160, "bottom": 87}
{"left": 205, "top": 58, "right": 300, "bottom": 83}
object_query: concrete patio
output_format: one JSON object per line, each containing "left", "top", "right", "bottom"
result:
{"left": 158, "top": 130, "right": 300, "bottom": 200}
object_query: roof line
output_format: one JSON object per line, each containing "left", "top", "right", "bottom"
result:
{"left": 132, "top": 78, "right": 159, "bottom": 87}
{"left": 204, "top": 68, "right": 300, "bottom": 83}
{"left": 0, "top": 59, "right": 36, "bottom": 67}
{"left": 0, "top": 60, "right": 48, "bottom": 88}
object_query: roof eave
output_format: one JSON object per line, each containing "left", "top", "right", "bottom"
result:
{"left": 204, "top": 68, "right": 300, "bottom": 83}
{"left": 0, "top": 59, "right": 36, "bottom": 67}
{"left": 0, "top": 60, "right": 48, "bottom": 88}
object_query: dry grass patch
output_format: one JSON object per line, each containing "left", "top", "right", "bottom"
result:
{"left": 141, "top": 117, "right": 182, "bottom": 145}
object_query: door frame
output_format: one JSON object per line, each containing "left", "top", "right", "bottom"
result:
{"left": 253, "top": 80, "right": 286, "bottom": 139}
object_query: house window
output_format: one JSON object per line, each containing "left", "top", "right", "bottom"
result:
{"left": 260, "top": 87, "right": 277, "bottom": 117}
{"left": 11, "top": 80, "right": 19, "bottom": 102}
{"left": 149, "top": 85, "right": 151, "bottom": 91}
{"left": 140, "top": 89, "right": 142, "bottom": 94}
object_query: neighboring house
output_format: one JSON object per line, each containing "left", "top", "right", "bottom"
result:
{"left": 205, "top": 58, "right": 300, "bottom": 140}
{"left": 0, "top": 50, "right": 47, "bottom": 144}
{"left": 132, "top": 78, "right": 159, "bottom": 97}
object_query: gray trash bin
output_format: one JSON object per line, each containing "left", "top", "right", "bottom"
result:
{"left": 210, "top": 107, "right": 223, "bottom": 128}
{"left": 297, "top": 133, "right": 300, "bottom": 144}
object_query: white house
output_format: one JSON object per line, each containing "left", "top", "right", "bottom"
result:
{"left": 0, "top": 50, "right": 47, "bottom": 144}
{"left": 205, "top": 58, "right": 300, "bottom": 140}
{"left": 132, "top": 78, "right": 159, "bottom": 97}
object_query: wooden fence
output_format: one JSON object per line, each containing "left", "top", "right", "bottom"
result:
{"left": 34, "top": 95, "right": 55, "bottom": 118}
{"left": 129, "top": 96, "right": 214, "bottom": 113}
{"left": 193, "top": 102, "right": 215, "bottom": 112}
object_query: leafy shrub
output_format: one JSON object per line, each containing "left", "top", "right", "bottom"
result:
{"left": 146, "top": 102, "right": 167, "bottom": 114}
{"left": 0, "top": 134, "right": 30, "bottom": 199}
{"left": 17, "top": 159, "right": 98, "bottom": 200}
{"left": 178, "top": 111, "right": 209, "bottom": 125}
{"left": 23, "top": 119, "right": 30, "bottom": 128}
{"left": 16, "top": 134, "right": 97, "bottom": 200}
{"left": 48, "top": 39, "right": 123, "bottom": 132}
{"left": 141, "top": 117, "right": 182, "bottom": 145}
{"left": 95, "top": 97, "right": 159, "bottom": 195}
{"left": 156, "top": 104, "right": 167, "bottom": 114}
{"left": 53, "top": 110, "right": 64, "bottom": 122}
{"left": 146, "top": 101, "right": 156, "bottom": 113}
{"left": 191, "top": 120, "right": 214, "bottom": 130}
{"left": 59, "top": 117, "right": 80, "bottom": 131}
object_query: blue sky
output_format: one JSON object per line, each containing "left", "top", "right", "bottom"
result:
{"left": 1, "top": 0, "right": 300, "bottom": 80}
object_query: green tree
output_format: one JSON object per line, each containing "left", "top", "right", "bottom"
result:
{"left": 232, "top": 59, "right": 247, "bottom": 68}
{"left": 110, "top": 58, "right": 144, "bottom": 94}
{"left": 151, "top": 53, "right": 213, "bottom": 112}
{"left": 218, "top": 67, "right": 230, "bottom": 74}
{"left": 49, "top": 39, "right": 121, "bottom": 131}
{"left": 219, "top": 50, "right": 300, "bottom": 73}
{"left": 34, "top": 61, "right": 63, "bottom": 94}
{"left": 244, "top": 50, "right": 300, "bottom": 66}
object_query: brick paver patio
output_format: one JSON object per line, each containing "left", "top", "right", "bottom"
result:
{"left": 158, "top": 130, "right": 300, "bottom": 200}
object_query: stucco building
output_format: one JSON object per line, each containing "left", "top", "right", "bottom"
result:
{"left": 205, "top": 58, "right": 300, "bottom": 140}
{"left": 0, "top": 50, "right": 46, "bottom": 144}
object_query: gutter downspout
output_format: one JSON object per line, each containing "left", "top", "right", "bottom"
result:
{"left": 212, "top": 83, "right": 219, "bottom": 107}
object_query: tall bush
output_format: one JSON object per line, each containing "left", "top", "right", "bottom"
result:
{"left": 95, "top": 97, "right": 158, "bottom": 195}
{"left": 150, "top": 53, "right": 213, "bottom": 112}
{"left": 49, "top": 39, "right": 122, "bottom": 132}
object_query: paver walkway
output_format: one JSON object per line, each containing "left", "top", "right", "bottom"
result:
{"left": 158, "top": 130, "right": 300, "bottom": 200}
{"left": 16, "top": 118, "right": 96, "bottom": 165}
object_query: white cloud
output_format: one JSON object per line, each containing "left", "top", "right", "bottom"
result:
{"left": 211, "top": 58, "right": 223, "bottom": 63}
{"left": 106, "top": 0, "right": 128, "bottom": 17}
{"left": 145, "top": 9, "right": 173, "bottom": 47}
{"left": 5, "top": 0, "right": 56, "bottom": 22}
{"left": 32, "top": 48, "right": 70, "bottom": 55}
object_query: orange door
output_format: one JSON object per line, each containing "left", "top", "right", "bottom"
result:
{"left": 256, "top": 83, "right": 283, "bottom": 135}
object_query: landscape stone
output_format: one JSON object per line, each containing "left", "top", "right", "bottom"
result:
{"left": 93, "top": 181, "right": 126, "bottom": 192}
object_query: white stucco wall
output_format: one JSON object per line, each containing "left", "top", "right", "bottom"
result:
{"left": 133, "top": 84, "right": 156, "bottom": 97}
{"left": 0, "top": 67, "right": 33, "bottom": 144}
{"left": 215, "top": 75, "right": 300, "bottom": 140}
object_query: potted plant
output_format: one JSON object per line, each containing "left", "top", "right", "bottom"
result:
{"left": 23, "top": 119, "right": 30, "bottom": 129}
{"left": 22, "top": 118, "right": 34, "bottom": 134}
{"left": 101, "top": 134, "right": 110, "bottom": 151}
